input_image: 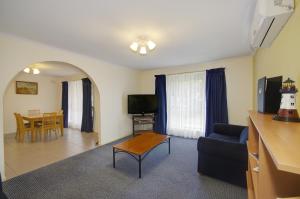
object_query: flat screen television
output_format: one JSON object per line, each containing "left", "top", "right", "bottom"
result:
{"left": 257, "top": 76, "right": 282, "bottom": 114}
{"left": 128, "top": 94, "right": 158, "bottom": 114}
{"left": 265, "top": 76, "right": 282, "bottom": 113}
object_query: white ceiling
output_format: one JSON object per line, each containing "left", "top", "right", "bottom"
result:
{"left": 0, "top": 0, "right": 256, "bottom": 69}
{"left": 29, "top": 61, "right": 84, "bottom": 77}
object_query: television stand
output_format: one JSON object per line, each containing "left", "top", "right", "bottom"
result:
{"left": 132, "top": 114, "right": 155, "bottom": 136}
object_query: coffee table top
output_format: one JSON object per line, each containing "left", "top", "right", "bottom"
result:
{"left": 113, "top": 132, "right": 169, "bottom": 156}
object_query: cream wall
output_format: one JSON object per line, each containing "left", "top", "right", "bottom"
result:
{"left": 4, "top": 73, "right": 59, "bottom": 134}
{"left": 139, "top": 55, "right": 253, "bottom": 126}
{"left": 254, "top": 0, "right": 300, "bottom": 111}
{"left": 0, "top": 33, "right": 139, "bottom": 178}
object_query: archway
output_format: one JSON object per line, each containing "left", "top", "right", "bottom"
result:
{"left": 2, "top": 61, "right": 101, "bottom": 179}
{"left": 0, "top": 34, "right": 136, "bottom": 180}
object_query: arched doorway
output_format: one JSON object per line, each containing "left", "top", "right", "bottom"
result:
{"left": 2, "top": 61, "right": 101, "bottom": 179}
{"left": 0, "top": 34, "right": 136, "bottom": 180}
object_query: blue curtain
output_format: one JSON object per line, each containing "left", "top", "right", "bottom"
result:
{"left": 61, "top": 81, "right": 68, "bottom": 128}
{"left": 154, "top": 75, "right": 167, "bottom": 134}
{"left": 205, "top": 68, "right": 228, "bottom": 136}
{"left": 81, "top": 78, "right": 94, "bottom": 132}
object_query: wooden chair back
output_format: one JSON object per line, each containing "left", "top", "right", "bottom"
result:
{"left": 14, "top": 113, "right": 31, "bottom": 142}
{"left": 14, "top": 113, "right": 27, "bottom": 131}
{"left": 56, "top": 110, "right": 63, "bottom": 125}
{"left": 14, "top": 113, "right": 20, "bottom": 132}
{"left": 42, "top": 112, "right": 57, "bottom": 130}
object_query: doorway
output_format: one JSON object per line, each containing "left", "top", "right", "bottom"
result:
{"left": 3, "top": 61, "right": 101, "bottom": 179}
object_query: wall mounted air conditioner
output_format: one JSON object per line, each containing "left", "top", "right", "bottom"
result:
{"left": 250, "top": 0, "right": 294, "bottom": 48}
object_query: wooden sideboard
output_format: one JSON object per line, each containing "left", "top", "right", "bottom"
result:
{"left": 247, "top": 111, "right": 300, "bottom": 199}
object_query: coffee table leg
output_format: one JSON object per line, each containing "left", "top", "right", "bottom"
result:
{"left": 168, "top": 137, "right": 171, "bottom": 154}
{"left": 138, "top": 155, "right": 142, "bottom": 178}
{"left": 113, "top": 148, "right": 116, "bottom": 168}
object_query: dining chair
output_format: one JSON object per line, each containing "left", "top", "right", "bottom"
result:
{"left": 14, "top": 113, "right": 31, "bottom": 142}
{"left": 56, "top": 110, "right": 63, "bottom": 135}
{"left": 40, "top": 112, "right": 58, "bottom": 140}
{"left": 14, "top": 113, "right": 20, "bottom": 141}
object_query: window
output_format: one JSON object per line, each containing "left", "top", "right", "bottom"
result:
{"left": 68, "top": 80, "right": 83, "bottom": 129}
{"left": 166, "top": 72, "right": 206, "bottom": 139}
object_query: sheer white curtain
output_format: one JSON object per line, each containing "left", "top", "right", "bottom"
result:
{"left": 166, "top": 72, "right": 206, "bottom": 139}
{"left": 68, "top": 80, "right": 83, "bottom": 129}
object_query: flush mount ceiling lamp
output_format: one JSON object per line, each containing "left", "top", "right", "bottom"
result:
{"left": 23, "top": 67, "right": 30, "bottom": 73}
{"left": 23, "top": 67, "right": 40, "bottom": 75}
{"left": 130, "top": 37, "right": 156, "bottom": 56}
{"left": 33, "top": 68, "right": 40, "bottom": 75}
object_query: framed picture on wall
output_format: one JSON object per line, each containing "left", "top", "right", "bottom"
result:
{"left": 16, "top": 81, "right": 38, "bottom": 95}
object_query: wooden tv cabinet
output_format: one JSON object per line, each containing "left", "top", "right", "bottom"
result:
{"left": 247, "top": 111, "right": 300, "bottom": 199}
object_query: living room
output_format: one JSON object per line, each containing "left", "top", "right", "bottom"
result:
{"left": 0, "top": 0, "right": 300, "bottom": 199}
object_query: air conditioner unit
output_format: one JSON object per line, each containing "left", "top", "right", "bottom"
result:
{"left": 250, "top": 0, "right": 294, "bottom": 48}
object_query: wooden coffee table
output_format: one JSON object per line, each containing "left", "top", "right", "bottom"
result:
{"left": 113, "top": 132, "right": 171, "bottom": 178}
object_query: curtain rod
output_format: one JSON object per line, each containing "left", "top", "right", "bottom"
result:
{"left": 164, "top": 70, "right": 205, "bottom": 76}
{"left": 164, "top": 67, "right": 225, "bottom": 76}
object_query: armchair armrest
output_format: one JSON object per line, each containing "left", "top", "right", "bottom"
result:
{"left": 197, "top": 137, "right": 248, "bottom": 162}
{"left": 213, "top": 123, "right": 246, "bottom": 137}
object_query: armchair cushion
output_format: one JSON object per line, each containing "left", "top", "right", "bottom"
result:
{"left": 208, "top": 133, "right": 240, "bottom": 143}
{"left": 239, "top": 127, "right": 249, "bottom": 144}
{"left": 213, "top": 123, "right": 246, "bottom": 137}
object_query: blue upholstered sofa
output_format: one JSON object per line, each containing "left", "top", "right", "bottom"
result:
{"left": 197, "top": 123, "right": 248, "bottom": 187}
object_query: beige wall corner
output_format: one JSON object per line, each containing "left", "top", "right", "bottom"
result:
{"left": 253, "top": 0, "right": 300, "bottom": 111}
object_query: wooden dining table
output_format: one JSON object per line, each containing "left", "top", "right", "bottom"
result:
{"left": 22, "top": 114, "right": 64, "bottom": 142}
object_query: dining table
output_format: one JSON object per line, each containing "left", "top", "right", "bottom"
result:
{"left": 22, "top": 113, "right": 64, "bottom": 142}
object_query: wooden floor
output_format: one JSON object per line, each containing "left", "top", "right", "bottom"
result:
{"left": 4, "top": 128, "right": 99, "bottom": 180}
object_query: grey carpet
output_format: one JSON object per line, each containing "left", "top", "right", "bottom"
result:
{"left": 3, "top": 136, "right": 246, "bottom": 199}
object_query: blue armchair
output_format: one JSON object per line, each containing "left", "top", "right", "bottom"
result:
{"left": 197, "top": 123, "right": 248, "bottom": 187}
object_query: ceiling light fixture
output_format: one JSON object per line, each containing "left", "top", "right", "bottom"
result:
{"left": 130, "top": 37, "right": 156, "bottom": 55}
{"left": 32, "top": 68, "right": 40, "bottom": 75}
{"left": 23, "top": 68, "right": 30, "bottom": 73}
{"left": 147, "top": 40, "right": 156, "bottom": 50}
{"left": 23, "top": 67, "right": 40, "bottom": 75}
{"left": 139, "top": 46, "right": 147, "bottom": 55}
{"left": 130, "top": 42, "right": 139, "bottom": 52}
